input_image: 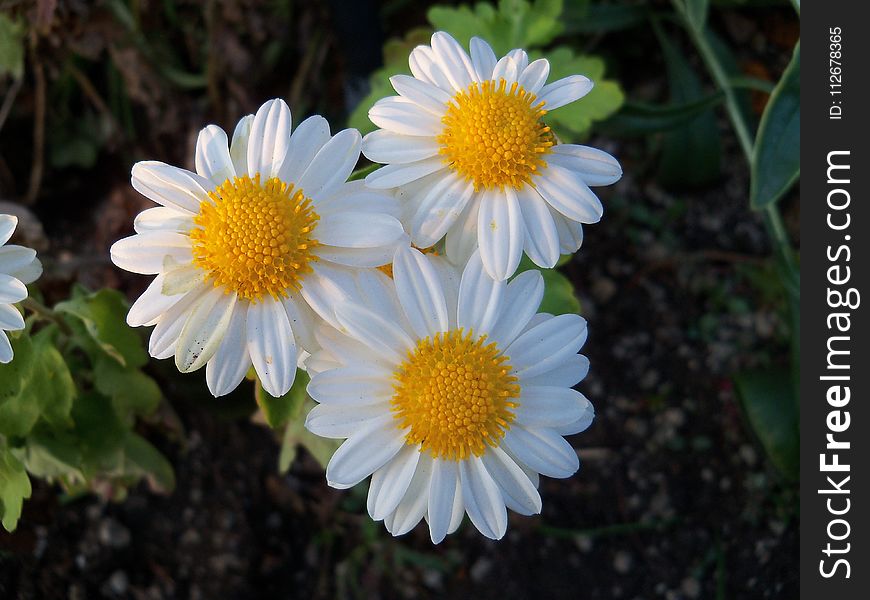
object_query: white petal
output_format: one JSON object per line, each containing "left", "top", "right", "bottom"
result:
{"left": 247, "top": 98, "right": 292, "bottom": 179}
{"left": 409, "top": 45, "right": 456, "bottom": 92}
{"left": 429, "top": 255, "right": 461, "bottom": 330}
{"left": 299, "top": 263, "right": 357, "bottom": 330}
{"left": 518, "top": 186, "right": 560, "bottom": 268}
{"left": 488, "top": 270, "right": 544, "bottom": 348}
{"left": 549, "top": 144, "right": 623, "bottom": 186}
{"left": 430, "top": 31, "right": 475, "bottom": 91}
{"left": 491, "top": 55, "right": 519, "bottom": 84}
{"left": 305, "top": 402, "right": 391, "bottom": 439}
{"left": 315, "top": 212, "right": 403, "bottom": 249}
{"left": 502, "top": 426, "right": 579, "bottom": 479}
{"left": 307, "top": 364, "right": 394, "bottom": 406}
{"left": 247, "top": 296, "right": 298, "bottom": 397}
{"left": 314, "top": 244, "right": 396, "bottom": 269}
{"left": 0, "top": 246, "right": 36, "bottom": 276}
{"left": 518, "top": 58, "right": 550, "bottom": 94}
{"left": 552, "top": 209, "right": 585, "bottom": 254}
{"left": 229, "top": 114, "right": 254, "bottom": 175}
{"left": 316, "top": 183, "right": 402, "bottom": 220}
{"left": 326, "top": 415, "right": 406, "bottom": 488}
{"left": 427, "top": 460, "right": 458, "bottom": 543}
{"left": 456, "top": 250, "right": 505, "bottom": 336}
{"left": 127, "top": 273, "right": 185, "bottom": 327}
{"left": 314, "top": 322, "right": 394, "bottom": 371}
{"left": 384, "top": 453, "right": 433, "bottom": 535}
{"left": 110, "top": 232, "right": 192, "bottom": 275}
{"left": 174, "top": 288, "right": 236, "bottom": 372}
{"left": 469, "top": 37, "right": 497, "bottom": 81}
{"left": 205, "top": 303, "right": 251, "bottom": 397}
{"left": 195, "top": 124, "right": 235, "bottom": 184}
{"left": 410, "top": 172, "right": 474, "bottom": 248}
{"left": 333, "top": 302, "right": 414, "bottom": 364}
{"left": 389, "top": 74, "right": 452, "bottom": 116}
{"left": 0, "top": 303, "right": 24, "bottom": 330}
{"left": 554, "top": 397, "right": 595, "bottom": 436}
{"left": 0, "top": 273, "right": 27, "bottom": 304}
{"left": 536, "top": 164, "right": 604, "bottom": 223}
{"left": 477, "top": 187, "right": 524, "bottom": 281}
{"left": 282, "top": 293, "right": 317, "bottom": 353}
{"left": 133, "top": 207, "right": 194, "bottom": 234}
{"left": 506, "top": 49, "right": 529, "bottom": 73}
{"left": 131, "top": 161, "right": 211, "bottom": 214}
{"left": 460, "top": 456, "right": 508, "bottom": 540}
{"left": 148, "top": 284, "right": 210, "bottom": 359}
{"left": 522, "top": 353, "right": 590, "bottom": 388}
{"left": 161, "top": 262, "right": 205, "bottom": 296}
{"left": 539, "top": 75, "right": 593, "bottom": 110}
{"left": 508, "top": 314, "right": 587, "bottom": 380}
{"left": 0, "top": 330, "right": 11, "bottom": 363}
{"left": 514, "top": 386, "right": 590, "bottom": 428}
{"left": 9, "top": 257, "right": 40, "bottom": 286}
{"left": 365, "top": 157, "right": 445, "bottom": 190}
{"left": 297, "top": 128, "right": 361, "bottom": 201}
{"left": 481, "top": 446, "right": 542, "bottom": 516}
{"left": 368, "top": 97, "right": 444, "bottom": 137}
{"left": 444, "top": 196, "right": 480, "bottom": 267}
{"left": 276, "top": 115, "right": 331, "bottom": 185}
{"left": 362, "top": 128, "right": 440, "bottom": 165}
{"left": 393, "top": 246, "right": 448, "bottom": 339}
{"left": 0, "top": 214, "right": 17, "bottom": 245}
{"left": 368, "top": 445, "right": 421, "bottom": 521}
{"left": 447, "top": 475, "right": 466, "bottom": 534}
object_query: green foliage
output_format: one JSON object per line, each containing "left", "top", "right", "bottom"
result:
{"left": 427, "top": 0, "right": 564, "bottom": 55}
{"left": 750, "top": 42, "right": 800, "bottom": 210}
{"left": 257, "top": 369, "right": 310, "bottom": 429}
{"left": 348, "top": 0, "right": 624, "bottom": 139}
{"left": 0, "top": 444, "right": 31, "bottom": 532}
{"left": 654, "top": 23, "right": 722, "bottom": 187}
{"left": 600, "top": 92, "right": 723, "bottom": 136}
{"left": 734, "top": 370, "right": 799, "bottom": 480}
{"left": 0, "top": 288, "right": 173, "bottom": 531}
{"left": 0, "top": 13, "right": 25, "bottom": 79}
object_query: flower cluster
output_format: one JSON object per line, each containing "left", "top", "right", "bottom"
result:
{"left": 0, "top": 214, "right": 42, "bottom": 363}
{"left": 109, "top": 32, "right": 621, "bottom": 542}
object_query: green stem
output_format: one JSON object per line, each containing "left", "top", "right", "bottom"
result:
{"left": 22, "top": 297, "right": 73, "bottom": 336}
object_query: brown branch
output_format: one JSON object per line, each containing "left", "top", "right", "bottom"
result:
{"left": 24, "top": 37, "right": 45, "bottom": 206}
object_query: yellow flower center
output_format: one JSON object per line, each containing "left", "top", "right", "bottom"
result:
{"left": 190, "top": 174, "right": 319, "bottom": 302}
{"left": 438, "top": 78, "right": 554, "bottom": 192}
{"left": 391, "top": 329, "right": 520, "bottom": 461}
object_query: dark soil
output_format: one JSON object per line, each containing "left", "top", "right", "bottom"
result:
{"left": 0, "top": 1, "right": 799, "bottom": 598}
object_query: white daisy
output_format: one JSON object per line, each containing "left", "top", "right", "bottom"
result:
{"left": 305, "top": 246, "right": 593, "bottom": 542}
{"left": 0, "top": 214, "right": 43, "bottom": 363}
{"left": 361, "top": 32, "right": 622, "bottom": 281}
{"left": 110, "top": 99, "right": 406, "bottom": 398}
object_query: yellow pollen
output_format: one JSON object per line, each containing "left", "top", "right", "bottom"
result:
{"left": 391, "top": 329, "right": 520, "bottom": 461}
{"left": 438, "top": 78, "right": 554, "bottom": 192}
{"left": 190, "top": 174, "right": 319, "bottom": 302}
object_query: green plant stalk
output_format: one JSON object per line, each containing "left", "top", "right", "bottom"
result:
{"left": 22, "top": 297, "right": 73, "bottom": 337}
{"left": 672, "top": 0, "right": 800, "bottom": 405}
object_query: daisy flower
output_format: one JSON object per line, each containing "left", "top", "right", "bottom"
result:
{"left": 0, "top": 214, "right": 43, "bottom": 363}
{"left": 110, "top": 99, "right": 405, "bottom": 398}
{"left": 361, "top": 32, "right": 622, "bottom": 281}
{"left": 305, "top": 246, "right": 593, "bottom": 542}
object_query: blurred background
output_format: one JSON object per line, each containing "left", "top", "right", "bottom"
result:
{"left": 0, "top": 0, "right": 799, "bottom": 598}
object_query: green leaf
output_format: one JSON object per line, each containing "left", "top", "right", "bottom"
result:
{"left": 515, "top": 256, "right": 581, "bottom": 315}
{"left": 93, "top": 355, "right": 162, "bottom": 420}
{"left": 256, "top": 369, "right": 309, "bottom": 429}
{"left": 750, "top": 42, "right": 800, "bottom": 209}
{"left": 0, "top": 329, "right": 75, "bottom": 436}
{"left": 600, "top": 92, "right": 724, "bottom": 136}
{"left": 0, "top": 14, "right": 25, "bottom": 79}
{"left": 279, "top": 399, "right": 341, "bottom": 472}
{"left": 121, "top": 434, "right": 175, "bottom": 493}
{"left": 734, "top": 369, "right": 799, "bottom": 480}
{"left": 563, "top": 2, "right": 646, "bottom": 35}
{"left": 655, "top": 24, "right": 721, "bottom": 187}
{"left": 0, "top": 446, "right": 31, "bottom": 532}
{"left": 56, "top": 287, "right": 147, "bottom": 368}
{"left": 685, "top": 0, "right": 710, "bottom": 31}
{"left": 427, "top": 0, "right": 563, "bottom": 56}
{"left": 530, "top": 47, "right": 624, "bottom": 139}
